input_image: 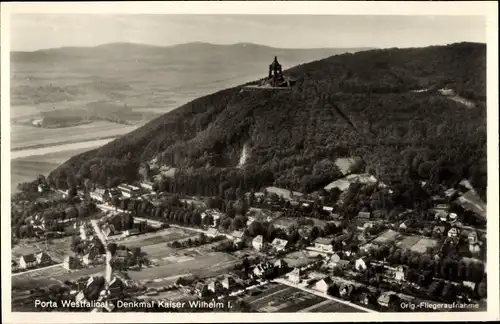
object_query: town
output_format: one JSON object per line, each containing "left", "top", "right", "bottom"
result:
{"left": 11, "top": 156, "right": 487, "bottom": 313}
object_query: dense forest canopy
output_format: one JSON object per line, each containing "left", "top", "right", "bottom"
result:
{"left": 48, "top": 42, "right": 487, "bottom": 198}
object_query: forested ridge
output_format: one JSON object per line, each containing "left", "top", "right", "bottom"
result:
{"left": 48, "top": 42, "right": 487, "bottom": 198}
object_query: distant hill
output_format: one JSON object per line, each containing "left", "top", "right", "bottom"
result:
{"left": 48, "top": 42, "right": 487, "bottom": 199}
{"left": 11, "top": 42, "right": 370, "bottom": 122}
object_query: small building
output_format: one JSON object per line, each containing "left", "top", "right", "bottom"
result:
{"left": 117, "top": 184, "right": 141, "bottom": 198}
{"left": 314, "top": 237, "right": 334, "bottom": 253}
{"left": 377, "top": 292, "right": 394, "bottom": 308}
{"left": 271, "top": 238, "right": 289, "bottom": 252}
{"left": 208, "top": 280, "right": 223, "bottom": 295}
{"left": 201, "top": 209, "right": 224, "bottom": 227}
{"left": 357, "top": 211, "right": 371, "bottom": 220}
{"left": 399, "top": 222, "right": 408, "bottom": 230}
{"left": 314, "top": 277, "right": 334, "bottom": 294}
{"left": 355, "top": 257, "right": 368, "bottom": 271}
{"left": 449, "top": 213, "right": 458, "bottom": 222}
{"left": 229, "top": 231, "right": 245, "bottom": 244}
{"left": 394, "top": 265, "right": 405, "bottom": 281}
{"left": 433, "top": 226, "right": 446, "bottom": 236}
{"left": 469, "top": 243, "right": 481, "bottom": 255}
{"left": 63, "top": 255, "right": 80, "bottom": 270}
{"left": 463, "top": 281, "right": 476, "bottom": 291}
{"left": 206, "top": 228, "right": 220, "bottom": 237}
{"left": 90, "top": 188, "right": 109, "bottom": 202}
{"left": 447, "top": 227, "right": 460, "bottom": 238}
{"left": 322, "top": 206, "right": 334, "bottom": 213}
{"left": 82, "top": 250, "right": 100, "bottom": 266}
{"left": 252, "top": 235, "right": 264, "bottom": 251}
{"left": 121, "top": 228, "right": 140, "bottom": 238}
{"left": 140, "top": 181, "right": 154, "bottom": 191}
{"left": 274, "top": 259, "right": 288, "bottom": 269}
{"left": 102, "top": 225, "right": 116, "bottom": 238}
{"left": 253, "top": 262, "right": 275, "bottom": 278}
{"left": 194, "top": 282, "right": 210, "bottom": 298}
{"left": 468, "top": 231, "right": 478, "bottom": 244}
{"left": 12, "top": 260, "right": 19, "bottom": 272}
{"left": 287, "top": 268, "right": 301, "bottom": 284}
{"left": 222, "top": 276, "right": 237, "bottom": 290}
{"left": 19, "top": 254, "right": 37, "bottom": 269}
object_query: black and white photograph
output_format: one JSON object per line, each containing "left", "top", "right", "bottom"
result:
{"left": 1, "top": 2, "right": 498, "bottom": 323}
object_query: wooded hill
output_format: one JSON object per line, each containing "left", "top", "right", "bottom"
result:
{"left": 48, "top": 42, "right": 487, "bottom": 199}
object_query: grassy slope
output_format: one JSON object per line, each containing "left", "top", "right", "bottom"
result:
{"left": 49, "top": 42, "right": 486, "bottom": 195}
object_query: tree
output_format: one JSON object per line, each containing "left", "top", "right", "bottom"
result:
{"left": 388, "top": 294, "right": 402, "bottom": 312}
{"left": 107, "top": 243, "right": 117, "bottom": 255}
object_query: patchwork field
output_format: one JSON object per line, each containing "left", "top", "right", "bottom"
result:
{"left": 242, "top": 283, "right": 362, "bottom": 313}
{"left": 408, "top": 237, "right": 439, "bottom": 253}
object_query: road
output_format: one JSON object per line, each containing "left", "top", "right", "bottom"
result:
{"left": 12, "top": 263, "right": 64, "bottom": 277}
{"left": 273, "top": 278, "right": 376, "bottom": 313}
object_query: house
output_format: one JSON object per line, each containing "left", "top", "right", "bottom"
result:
{"left": 449, "top": 213, "right": 458, "bottom": 222}
{"left": 206, "top": 228, "right": 220, "bottom": 237}
{"left": 355, "top": 257, "right": 368, "bottom": 271}
{"left": 102, "top": 225, "right": 116, "bottom": 238}
{"left": 194, "top": 282, "right": 210, "bottom": 297}
{"left": 252, "top": 235, "right": 264, "bottom": 251}
{"left": 322, "top": 206, "right": 334, "bottom": 214}
{"left": 208, "top": 280, "right": 224, "bottom": 295}
{"left": 90, "top": 188, "right": 109, "bottom": 202}
{"left": 469, "top": 243, "right": 481, "bottom": 255}
{"left": 357, "top": 211, "right": 371, "bottom": 220}
{"left": 433, "top": 226, "right": 446, "bottom": 236}
{"left": 447, "top": 227, "right": 460, "bottom": 238}
{"left": 117, "top": 184, "right": 141, "bottom": 198}
{"left": 121, "top": 228, "right": 140, "bottom": 238}
{"left": 399, "top": 222, "right": 408, "bottom": 230}
{"left": 338, "top": 283, "right": 355, "bottom": 298}
{"left": 463, "top": 281, "right": 476, "bottom": 291}
{"left": 140, "top": 181, "right": 154, "bottom": 191}
{"left": 222, "top": 276, "right": 237, "bottom": 290}
{"left": 468, "top": 231, "right": 478, "bottom": 244}
{"left": 114, "top": 250, "right": 131, "bottom": 262}
{"left": 19, "top": 254, "right": 37, "bottom": 269}
{"left": 271, "top": 238, "right": 289, "bottom": 252}
{"left": 253, "top": 262, "right": 274, "bottom": 278}
{"left": 201, "top": 209, "right": 224, "bottom": 227}
{"left": 12, "top": 259, "right": 20, "bottom": 272}
{"left": 63, "top": 255, "right": 80, "bottom": 270}
{"left": 229, "top": 231, "right": 245, "bottom": 244}
{"left": 377, "top": 292, "right": 394, "bottom": 308}
{"left": 287, "top": 268, "right": 301, "bottom": 284}
{"left": 37, "top": 183, "right": 49, "bottom": 193}
{"left": 82, "top": 250, "right": 100, "bottom": 266}
{"left": 273, "top": 259, "right": 288, "bottom": 269}
{"left": 314, "top": 237, "right": 334, "bottom": 253}
{"left": 75, "top": 291, "right": 88, "bottom": 304}
{"left": 314, "top": 277, "right": 334, "bottom": 294}
{"left": 394, "top": 266, "right": 405, "bottom": 281}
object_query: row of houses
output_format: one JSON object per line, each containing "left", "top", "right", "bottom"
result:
{"left": 13, "top": 252, "right": 52, "bottom": 271}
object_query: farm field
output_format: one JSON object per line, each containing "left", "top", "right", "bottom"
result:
{"left": 241, "top": 283, "right": 362, "bottom": 313}
{"left": 283, "top": 250, "right": 321, "bottom": 268}
{"left": 128, "top": 252, "right": 237, "bottom": 281}
{"left": 10, "top": 121, "right": 137, "bottom": 150}
{"left": 11, "top": 147, "right": 94, "bottom": 192}
{"left": 372, "top": 229, "right": 399, "bottom": 244}
{"left": 12, "top": 236, "right": 73, "bottom": 264}
{"left": 410, "top": 237, "right": 439, "bottom": 253}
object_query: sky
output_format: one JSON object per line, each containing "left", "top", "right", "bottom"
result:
{"left": 10, "top": 14, "right": 486, "bottom": 51}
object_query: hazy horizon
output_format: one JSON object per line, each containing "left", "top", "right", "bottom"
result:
{"left": 11, "top": 14, "right": 486, "bottom": 52}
